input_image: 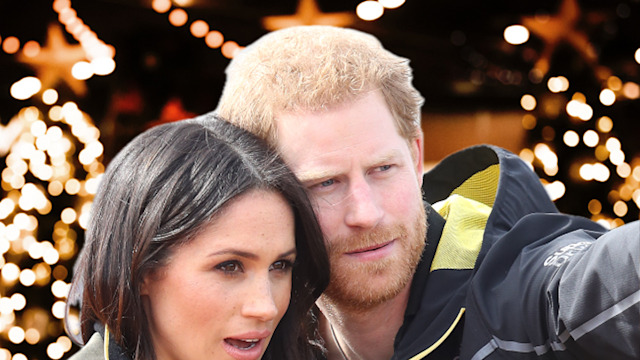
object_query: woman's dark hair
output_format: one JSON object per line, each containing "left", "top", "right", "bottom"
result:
{"left": 65, "top": 115, "right": 330, "bottom": 359}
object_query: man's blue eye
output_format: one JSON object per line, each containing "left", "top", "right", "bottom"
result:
{"left": 379, "top": 165, "right": 391, "bottom": 171}
{"left": 320, "top": 179, "right": 335, "bottom": 187}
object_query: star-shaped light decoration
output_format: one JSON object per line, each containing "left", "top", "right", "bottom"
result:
{"left": 17, "top": 23, "right": 88, "bottom": 97}
{"left": 262, "top": 0, "right": 354, "bottom": 31}
{"left": 521, "top": 0, "right": 611, "bottom": 82}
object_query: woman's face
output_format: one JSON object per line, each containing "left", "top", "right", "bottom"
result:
{"left": 141, "top": 190, "right": 296, "bottom": 360}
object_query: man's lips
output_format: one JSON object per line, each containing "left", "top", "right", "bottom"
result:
{"left": 345, "top": 240, "right": 395, "bottom": 255}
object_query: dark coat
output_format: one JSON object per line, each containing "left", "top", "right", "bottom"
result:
{"left": 393, "top": 145, "right": 639, "bottom": 359}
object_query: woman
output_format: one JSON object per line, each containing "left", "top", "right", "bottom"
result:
{"left": 65, "top": 116, "right": 330, "bottom": 359}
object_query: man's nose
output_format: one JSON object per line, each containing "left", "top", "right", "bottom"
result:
{"left": 344, "top": 177, "right": 383, "bottom": 229}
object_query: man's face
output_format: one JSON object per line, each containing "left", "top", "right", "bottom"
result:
{"left": 276, "top": 90, "right": 427, "bottom": 311}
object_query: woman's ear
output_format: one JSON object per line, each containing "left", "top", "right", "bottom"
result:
{"left": 140, "top": 275, "right": 150, "bottom": 296}
{"left": 140, "top": 270, "right": 156, "bottom": 296}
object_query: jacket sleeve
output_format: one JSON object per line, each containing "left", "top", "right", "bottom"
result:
{"left": 461, "top": 216, "right": 639, "bottom": 360}
{"left": 551, "top": 220, "right": 640, "bottom": 359}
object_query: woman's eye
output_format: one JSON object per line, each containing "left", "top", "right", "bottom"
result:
{"left": 378, "top": 164, "right": 392, "bottom": 171}
{"left": 270, "top": 260, "right": 293, "bottom": 272}
{"left": 216, "top": 261, "right": 243, "bottom": 274}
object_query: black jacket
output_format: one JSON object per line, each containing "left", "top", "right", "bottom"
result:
{"left": 393, "top": 145, "right": 639, "bottom": 359}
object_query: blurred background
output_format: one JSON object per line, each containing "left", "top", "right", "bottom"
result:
{"left": 0, "top": 0, "right": 639, "bottom": 358}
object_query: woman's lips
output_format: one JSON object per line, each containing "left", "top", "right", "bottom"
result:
{"left": 222, "top": 331, "right": 270, "bottom": 360}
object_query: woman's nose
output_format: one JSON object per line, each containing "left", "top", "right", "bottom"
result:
{"left": 240, "top": 277, "right": 279, "bottom": 322}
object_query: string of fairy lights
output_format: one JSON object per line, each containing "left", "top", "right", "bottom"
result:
{"left": 1, "top": 0, "right": 112, "bottom": 357}
{"left": 504, "top": 20, "right": 640, "bottom": 228}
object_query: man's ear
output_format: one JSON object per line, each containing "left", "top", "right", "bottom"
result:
{"left": 411, "top": 132, "right": 424, "bottom": 187}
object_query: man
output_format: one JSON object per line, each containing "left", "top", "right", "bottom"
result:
{"left": 214, "top": 25, "right": 639, "bottom": 359}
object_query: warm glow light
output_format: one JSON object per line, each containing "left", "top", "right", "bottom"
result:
{"left": 0, "top": 198, "right": 15, "bottom": 220}
{"left": 519, "top": 148, "right": 534, "bottom": 164}
{"left": 25, "top": 329, "right": 40, "bottom": 345}
{"left": 580, "top": 164, "right": 594, "bottom": 181}
{"left": 588, "top": 199, "right": 602, "bottom": 214}
{"left": 592, "top": 163, "right": 610, "bottom": 182}
{"left": 563, "top": 130, "right": 579, "bottom": 147}
{"left": 190, "top": 20, "right": 209, "bottom": 38}
{"left": 606, "top": 137, "right": 622, "bottom": 151}
{"left": 168, "top": 9, "right": 188, "bottom": 27}
{"left": 379, "top": 0, "right": 405, "bottom": 8}
{"left": 356, "top": 1, "right": 384, "bottom": 21}
{"left": 71, "top": 61, "right": 93, "bottom": 80}
{"left": 613, "top": 201, "right": 628, "bottom": 217}
{"left": 53, "top": 0, "right": 71, "bottom": 12}
{"left": 31, "top": 120, "right": 47, "bottom": 137}
{"left": 534, "top": 143, "right": 557, "bottom": 168}
{"left": 8, "top": 326, "right": 25, "bottom": 344}
{"left": 597, "top": 116, "right": 613, "bottom": 133}
{"left": 521, "top": 114, "right": 536, "bottom": 130}
{"left": 42, "top": 89, "right": 59, "bottom": 105}
{"left": 635, "top": 48, "right": 640, "bottom": 64}
{"left": 51, "top": 280, "right": 70, "bottom": 298}
{"left": 566, "top": 99, "right": 593, "bottom": 121}
{"left": 617, "top": 162, "right": 631, "bottom": 178}
{"left": 19, "top": 269, "right": 36, "bottom": 287}
{"left": 504, "top": 25, "right": 529, "bottom": 45}
{"left": 607, "top": 76, "right": 623, "bottom": 91}
{"left": 10, "top": 77, "right": 42, "bottom": 100}
{"left": 221, "top": 41, "right": 240, "bottom": 59}
{"left": 58, "top": 7, "right": 77, "bottom": 25}
{"left": 47, "top": 342, "right": 64, "bottom": 360}
{"left": 12, "top": 353, "right": 28, "bottom": 360}
{"left": 205, "top": 31, "right": 224, "bottom": 48}
{"left": 22, "top": 40, "right": 41, "bottom": 57}
{"left": 583, "top": 130, "right": 599, "bottom": 147}
{"left": 152, "top": 0, "right": 172, "bottom": 13}
{"left": 610, "top": 149, "right": 625, "bottom": 166}
{"left": 544, "top": 181, "right": 565, "bottom": 201}
{"left": 1, "top": 263, "right": 20, "bottom": 282}
{"left": 622, "top": 82, "right": 640, "bottom": 99}
{"left": 2, "top": 36, "right": 20, "bottom": 54}
{"left": 633, "top": 166, "right": 640, "bottom": 182}
{"left": 547, "top": 76, "right": 569, "bottom": 93}
{"left": 520, "top": 94, "right": 536, "bottom": 111}
{"left": 91, "top": 57, "right": 116, "bottom": 75}
{"left": 544, "top": 164, "right": 559, "bottom": 176}
{"left": 599, "top": 88, "right": 616, "bottom": 106}
{"left": 43, "top": 246, "right": 60, "bottom": 265}
{"left": 65, "top": 179, "right": 81, "bottom": 195}
{"left": 61, "top": 208, "right": 77, "bottom": 224}
{"left": 57, "top": 336, "right": 73, "bottom": 352}
{"left": 51, "top": 301, "right": 66, "bottom": 319}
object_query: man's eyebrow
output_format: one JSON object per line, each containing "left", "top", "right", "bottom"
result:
{"left": 296, "top": 169, "right": 339, "bottom": 183}
{"left": 295, "top": 149, "right": 404, "bottom": 183}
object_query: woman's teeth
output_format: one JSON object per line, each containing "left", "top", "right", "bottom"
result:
{"left": 226, "top": 338, "right": 259, "bottom": 349}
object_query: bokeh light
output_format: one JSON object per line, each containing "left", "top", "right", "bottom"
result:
{"left": 504, "top": 25, "right": 529, "bottom": 45}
